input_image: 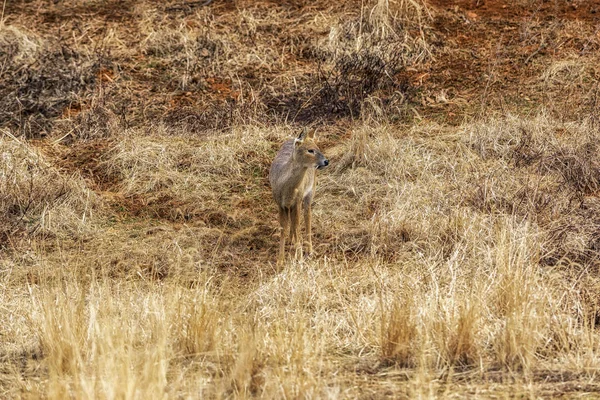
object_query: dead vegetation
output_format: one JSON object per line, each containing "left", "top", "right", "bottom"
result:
{"left": 0, "top": 25, "right": 102, "bottom": 138}
{"left": 2, "top": 0, "right": 600, "bottom": 398}
{"left": 0, "top": 132, "right": 101, "bottom": 245}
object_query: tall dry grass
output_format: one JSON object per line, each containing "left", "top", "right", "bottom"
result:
{"left": 3, "top": 0, "right": 600, "bottom": 398}
{"left": 0, "top": 131, "right": 101, "bottom": 243}
{"left": 2, "top": 115, "right": 600, "bottom": 398}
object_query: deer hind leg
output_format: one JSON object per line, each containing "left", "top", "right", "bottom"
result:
{"left": 289, "top": 204, "right": 303, "bottom": 260}
{"left": 277, "top": 207, "right": 290, "bottom": 266}
{"left": 303, "top": 196, "right": 313, "bottom": 256}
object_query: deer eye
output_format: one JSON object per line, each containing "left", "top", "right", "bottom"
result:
{"left": 307, "top": 149, "right": 315, "bottom": 154}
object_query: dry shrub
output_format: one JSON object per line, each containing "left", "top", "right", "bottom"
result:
{"left": 238, "top": 262, "right": 377, "bottom": 397}
{"left": 490, "top": 220, "right": 547, "bottom": 372}
{"left": 381, "top": 294, "right": 419, "bottom": 367}
{"left": 218, "top": 319, "right": 327, "bottom": 398}
{"left": 269, "top": 0, "right": 435, "bottom": 123}
{"left": 137, "top": 5, "right": 278, "bottom": 130}
{"left": 465, "top": 114, "right": 600, "bottom": 265}
{"left": 0, "top": 25, "right": 101, "bottom": 138}
{"left": 170, "top": 284, "right": 224, "bottom": 358}
{"left": 543, "top": 206, "right": 600, "bottom": 267}
{"left": 321, "top": 0, "right": 434, "bottom": 117}
{"left": 326, "top": 0, "right": 434, "bottom": 60}
{"left": 382, "top": 292, "right": 482, "bottom": 370}
{"left": 541, "top": 141, "right": 600, "bottom": 197}
{"left": 62, "top": 93, "right": 120, "bottom": 142}
{"left": 135, "top": 1, "right": 435, "bottom": 128}
{"left": 23, "top": 267, "right": 338, "bottom": 398}
{"left": 0, "top": 133, "right": 101, "bottom": 243}
{"left": 7, "top": 223, "right": 600, "bottom": 398}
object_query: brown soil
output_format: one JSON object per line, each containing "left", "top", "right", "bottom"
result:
{"left": 5, "top": 0, "right": 598, "bottom": 132}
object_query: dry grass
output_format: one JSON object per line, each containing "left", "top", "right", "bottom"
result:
{"left": 2, "top": 0, "right": 600, "bottom": 398}
{"left": 0, "top": 131, "right": 101, "bottom": 244}
{"left": 3, "top": 115, "right": 600, "bottom": 397}
{"left": 0, "top": 25, "right": 100, "bottom": 138}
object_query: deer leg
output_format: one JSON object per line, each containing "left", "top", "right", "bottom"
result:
{"left": 277, "top": 207, "right": 290, "bottom": 266}
{"left": 290, "top": 206, "right": 297, "bottom": 244}
{"left": 290, "top": 205, "right": 303, "bottom": 260}
{"left": 303, "top": 198, "right": 312, "bottom": 256}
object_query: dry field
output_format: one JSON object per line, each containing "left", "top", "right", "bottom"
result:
{"left": 2, "top": 0, "right": 600, "bottom": 398}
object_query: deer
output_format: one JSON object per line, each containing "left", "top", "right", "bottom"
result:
{"left": 269, "top": 128, "right": 329, "bottom": 265}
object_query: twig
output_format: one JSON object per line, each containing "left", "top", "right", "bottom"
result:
{"left": 524, "top": 38, "right": 546, "bottom": 65}
{"left": 1, "top": 128, "right": 23, "bottom": 143}
{"left": 0, "top": 0, "right": 6, "bottom": 27}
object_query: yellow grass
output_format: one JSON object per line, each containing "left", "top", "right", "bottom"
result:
{"left": 2, "top": 0, "right": 600, "bottom": 398}
{"left": 0, "top": 132, "right": 101, "bottom": 241}
{"left": 3, "top": 116, "right": 600, "bottom": 397}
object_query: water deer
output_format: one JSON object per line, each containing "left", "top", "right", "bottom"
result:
{"left": 269, "top": 128, "right": 329, "bottom": 265}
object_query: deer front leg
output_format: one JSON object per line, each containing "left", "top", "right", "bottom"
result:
{"left": 277, "top": 207, "right": 290, "bottom": 267}
{"left": 303, "top": 200, "right": 312, "bottom": 256}
{"left": 290, "top": 205, "right": 303, "bottom": 260}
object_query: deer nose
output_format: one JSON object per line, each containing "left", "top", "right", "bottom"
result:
{"left": 317, "top": 159, "right": 329, "bottom": 170}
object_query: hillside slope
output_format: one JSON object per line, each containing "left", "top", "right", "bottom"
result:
{"left": 2, "top": 0, "right": 600, "bottom": 397}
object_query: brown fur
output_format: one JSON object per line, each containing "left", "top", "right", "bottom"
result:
{"left": 269, "top": 129, "right": 329, "bottom": 265}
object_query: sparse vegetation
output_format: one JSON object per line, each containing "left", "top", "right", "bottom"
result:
{"left": 2, "top": 0, "right": 600, "bottom": 398}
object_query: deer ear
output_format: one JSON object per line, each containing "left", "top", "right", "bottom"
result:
{"left": 297, "top": 127, "right": 308, "bottom": 141}
{"left": 307, "top": 128, "right": 316, "bottom": 139}
{"left": 295, "top": 128, "right": 308, "bottom": 146}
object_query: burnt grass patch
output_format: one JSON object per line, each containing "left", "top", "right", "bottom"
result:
{"left": 0, "top": 31, "right": 104, "bottom": 138}
{"left": 264, "top": 50, "right": 415, "bottom": 124}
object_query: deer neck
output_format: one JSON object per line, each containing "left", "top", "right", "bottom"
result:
{"left": 288, "top": 161, "right": 311, "bottom": 187}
